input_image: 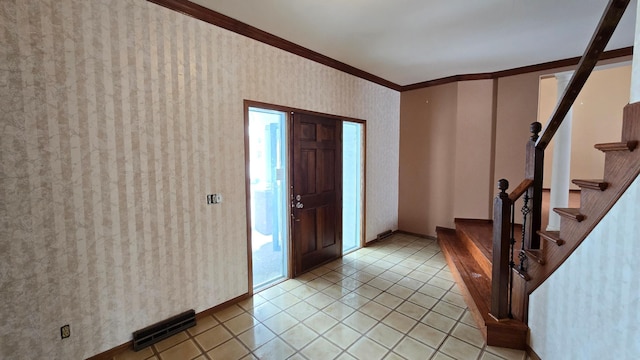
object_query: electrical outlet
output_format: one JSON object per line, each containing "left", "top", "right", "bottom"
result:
{"left": 61, "top": 324, "right": 70, "bottom": 339}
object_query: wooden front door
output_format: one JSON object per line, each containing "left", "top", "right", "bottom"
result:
{"left": 291, "top": 113, "right": 342, "bottom": 276}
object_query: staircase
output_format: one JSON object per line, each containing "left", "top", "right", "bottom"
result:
{"left": 436, "top": 102, "right": 640, "bottom": 350}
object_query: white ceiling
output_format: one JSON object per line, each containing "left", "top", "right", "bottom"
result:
{"left": 190, "top": 0, "right": 638, "bottom": 86}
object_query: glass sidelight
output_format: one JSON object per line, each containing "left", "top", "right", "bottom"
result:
{"left": 248, "top": 107, "right": 288, "bottom": 290}
{"left": 342, "top": 121, "right": 364, "bottom": 253}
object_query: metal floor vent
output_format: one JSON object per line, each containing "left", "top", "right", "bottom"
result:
{"left": 132, "top": 309, "right": 196, "bottom": 351}
{"left": 377, "top": 230, "right": 393, "bottom": 241}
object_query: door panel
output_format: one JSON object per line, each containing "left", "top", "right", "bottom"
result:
{"left": 292, "top": 113, "right": 342, "bottom": 276}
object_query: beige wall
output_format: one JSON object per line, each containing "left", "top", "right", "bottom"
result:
{"left": 398, "top": 80, "right": 495, "bottom": 236}
{"left": 399, "top": 83, "right": 457, "bottom": 235}
{"left": 0, "top": 0, "right": 400, "bottom": 358}
{"left": 529, "top": 175, "right": 640, "bottom": 359}
{"left": 539, "top": 65, "right": 631, "bottom": 189}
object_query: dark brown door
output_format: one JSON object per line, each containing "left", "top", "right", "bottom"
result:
{"left": 291, "top": 113, "right": 342, "bottom": 276}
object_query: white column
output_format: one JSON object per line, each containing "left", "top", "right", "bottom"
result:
{"left": 631, "top": 1, "right": 640, "bottom": 103}
{"left": 547, "top": 71, "right": 574, "bottom": 231}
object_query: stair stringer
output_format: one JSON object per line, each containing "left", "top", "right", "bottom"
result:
{"left": 523, "top": 102, "right": 640, "bottom": 297}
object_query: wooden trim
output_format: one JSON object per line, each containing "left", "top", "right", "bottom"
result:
{"left": 526, "top": 344, "right": 543, "bottom": 360}
{"left": 536, "top": 0, "right": 632, "bottom": 150}
{"left": 146, "top": 0, "right": 402, "bottom": 91}
{"left": 395, "top": 230, "right": 437, "bottom": 240}
{"left": 243, "top": 101, "right": 254, "bottom": 297}
{"left": 508, "top": 179, "right": 534, "bottom": 202}
{"left": 401, "top": 46, "right": 632, "bottom": 91}
{"left": 147, "top": 0, "right": 631, "bottom": 93}
{"left": 86, "top": 293, "right": 250, "bottom": 360}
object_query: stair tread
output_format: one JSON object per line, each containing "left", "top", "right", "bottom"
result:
{"left": 436, "top": 227, "right": 528, "bottom": 349}
{"left": 553, "top": 207, "right": 585, "bottom": 222}
{"left": 594, "top": 140, "right": 637, "bottom": 152}
{"left": 524, "top": 249, "right": 545, "bottom": 265}
{"left": 536, "top": 230, "right": 565, "bottom": 246}
{"left": 571, "top": 179, "right": 608, "bottom": 191}
{"left": 454, "top": 219, "right": 492, "bottom": 262}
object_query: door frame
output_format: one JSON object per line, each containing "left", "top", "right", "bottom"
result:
{"left": 243, "top": 100, "right": 367, "bottom": 293}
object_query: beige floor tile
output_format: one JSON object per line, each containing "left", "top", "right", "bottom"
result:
{"left": 307, "top": 277, "right": 334, "bottom": 291}
{"left": 187, "top": 315, "right": 219, "bottom": 336}
{"left": 366, "top": 323, "right": 403, "bottom": 349}
{"left": 290, "top": 284, "right": 319, "bottom": 299}
{"left": 207, "top": 338, "right": 249, "bottom": 360}
{"left": 322, "top": 271, "right": 346, "bottom": 283}
{"left": 194, "top": 324, "right": 233, "bottom": 351}
{"left": 396, "top": 276, "right": 424, "bottom": 290}
{"left": 374, "top": 259, "right": 395, "bottom": 269}
{"left": 418, "top": 284, "right": 447, "bottom": 299}
{"left": 459, "top": 310, "right": 478, "bottom": 328}
{"left": 158, "top": 339, "right": 201, "bottom": 360}
{"left": 408, "top": 292, "right": 439, "bottom": 310}
{"left": 240, "top": 355, "right": 258, "bottom": 360}
{"left": 237, "top": 294, "right": 267, "bottom": 311}
{"left": 336, "top": 265, "right": 358, "bottom": 276}
{"left": 287, "top": 354, "right": 307, "bottom": 360}
{"left": 253, "top": 337, "right": 295, "bottom": 360}
{"left": 396, "top": 301, "right": 428, "bottom": 320}
{"left": 378, "top": 271, "right": 404, "bottom": 284}
{"left": 310, "top": 266, "right": 333, "bottom": 276}
{"left": 368, "top": 277, "right": 394, "bottom": 291}
{"left": 224, "top": 313, "right": 259, "bottom": 335}
{"left": 373, "top": 292, "right": 403, "bottom": 309}
{"left": 259, "top": 285, "right": 288, "bottom": 300}
{"left": 484, "top": 345, "right": 528, "bottom": 360}
{"left": 421, "top": 312, "right": 456, "bottom": 333}
{"left": 406, "top": 269, "right": 432, "bottom": 283}
{"left": 382, "top": 311, "right": 417, "bottom": 333}
{"left": 306, "top": 292, "right": 336, "bottom": 309}
{"left": 280, "top": 323, "right": 318, "bottom": 350}
{"left": 269, "top": 292, "right": 301, "bottom": 310}
{"left": 383, "top": 352, "right": 405, "bottom": 360}
{"left": 296, "top": 271, "right": 319, "bottom": 282}
{"left": 213, "top": 304, "right": 245, "bottom": 322}
{"left": 439, "top": 337, "right": 482, "bottom": 360}
{"left": 193, "top": 356, "right": 206, "bottom": 360}
{"left": 353, "top": 284, "right": 383, "bottom": 300}
{"left": 342, "top": 311, "right": 377, "bottom": 333}
{"left": 435, "top": 269, "right": 455, "bottom": 282}
{"left": 351, "top": 271, "right": 376, "bottom": 283}
{"left": 393, "top": 336, "right": 435, "bottom": 360}
{"left": 262, "top": 311, "right": 299, "bottom": 334}
{"left": 431, "top": 351, "right": 456, "bottom": 360}
{"left": 114, "top": 346, "right": 154, "bottom": 360}
{"left": 408, "top": 323, "right": 447, "bottom": 349}
{"left": 480, "top": 352, "right": 504, "bottom": 360}
{"left": 285, "top": 300, "right": 319, "bottom": 321}
{"left": 339, "top": 292, "right": 370, "bottom": 309}
{"left": 322, "top": 301, "right": 356, "bottom": 321}
{"left": 360, "top": 301, "right": 392, "bottom": 320}
{"left": 427, "top": 276, "right": 454, "bottom": 291}
{"left": 277, "top": 279, "right": 304, "bottom": 292}
{"left": 432, "top": 301, "right": 465, "bottom": 320}
{"left": 451, "top": 322, "right": 485, "bottom": 348}
{"left": 304, "top": 311, "right": 339, "bottom": 334}
{"left": 237, "top": 323, "right": 276, "bottom": 351}
{"left": 248, "top": 301, "right": 281, "bottom": 322}
{"left": 323, "top": 323, "right": 361, "bottom": 349}
{"left": 336, "top": 353, "right": 358, "bottom": 360}
{"left": 153, "top": 332, "right": 189, "bottom": 353}
{"left": 335, "top": 277, "right": 363, "bottom": 291}
{"left": 347, "top": 336, "right": 389, "bottom": 360}
{"left": 362, "top": 265, "right": 386, "bottom": 276}
{"left": 389, "top": 265, "right": 414, "bottom": 276}
{"left": 386, "top": 284, "right": 414, "bottom": 299}
{"left": 300, "top": 337, "right": 342, "bottom": 360}
{"left": 441, "top": 291, "right": 467, "bottom": 308}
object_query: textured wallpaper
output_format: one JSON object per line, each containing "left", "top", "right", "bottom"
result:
{"left": 0, "top": 0, "right": 400, "bottom": 358}
{"left": 528, "top": 176, "right": 640, "bottom": 359}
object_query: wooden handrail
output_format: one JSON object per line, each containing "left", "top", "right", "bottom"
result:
{"left": 508, "top": 179, "right": 534, "bottom": 202}
{"left": 536, "top": 0, "right": 631, "bottom": 151}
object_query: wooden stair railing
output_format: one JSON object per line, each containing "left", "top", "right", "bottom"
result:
{"left": 490, "top": 0, "right": 632, "bottom": 325}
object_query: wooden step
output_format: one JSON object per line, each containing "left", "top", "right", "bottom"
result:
{"left": 524, "top": 249, "right": 545, "bottom": 265}
{"left": 594, "top": 140, "right": 637, "bottom": 152}
{"left": 454, "top": 219, "right": 492, "bottom": 275}
{"left": 436, "top": 226, "right": 527, "bottom": 350}
{"left": 571, "top": 179, "right": 608, "bottom": 191}
{"left": 537, "top": 230, "right": 565, "bottom": 246}
{"left": 553, "top": 208, "right": 585, "bottom": 222}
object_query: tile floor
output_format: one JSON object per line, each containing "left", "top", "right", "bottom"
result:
{"left": 113, "top": 234, "right": 529, "bottom": 360}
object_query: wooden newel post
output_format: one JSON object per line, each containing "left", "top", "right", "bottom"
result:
{"left": 526, "top": 122, "right": 543, "bottom": 249}
{"left": 491, "top": 179, "right": 512, "bottom": 320}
